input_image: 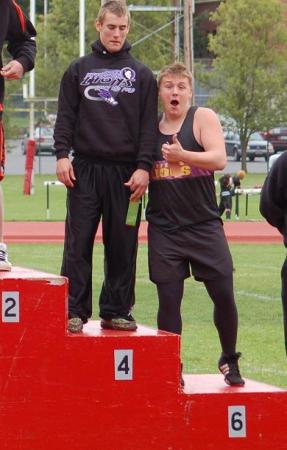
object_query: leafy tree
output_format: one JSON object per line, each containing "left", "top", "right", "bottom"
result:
{"left": 34, "top": 0, "right": 99, "bottom": 102}
{"left": 193, "top": 11, "right": 210, "bottom": 59}
{"left": 18, "top": 0, "right": 45, "bottom": 15}
{"left": 34, "top": 0, "right": 176, "bottom": 105}
{"left": 200, "top": 0, "right": 287, "bottom": 171}
{"left": 128, "top": 0, "right": 176, "bottom": 69}
{"left": 5, "top": 0, "right": 179, "bottom": 130}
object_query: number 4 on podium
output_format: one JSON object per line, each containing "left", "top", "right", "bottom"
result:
{"left": 114, "top": 349, "right": 133, "bottom": 381}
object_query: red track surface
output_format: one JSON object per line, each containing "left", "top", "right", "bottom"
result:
{"left": 4, "top": 220, "right": 282, "bottom": 244}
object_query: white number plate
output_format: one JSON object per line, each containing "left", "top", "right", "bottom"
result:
{"left": 114, "top": 349, "right": 133, "bottom": 381}
{"left": 2, "top": 292, "right": 20, "bottom": 323}
{"left": 228, "top": 405, "right": 247, "bottom": 438}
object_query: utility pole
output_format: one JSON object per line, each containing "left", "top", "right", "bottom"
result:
{"left": 184, "top": 0, "right": 195, "bottom": 102}
{"left": 29, "top": 0, "right": 36, "bottom": 139}
{"left": 184, "top": 0, "right": 192, "bottom": 71}
{"left": 79, "top": 0, "right": 85, "bottom": 57}
{"left": 173, "top": 0, "right": 181, "bottom": 61}
{"left": 44, "top": 0, "right": 48, "bottom": 115}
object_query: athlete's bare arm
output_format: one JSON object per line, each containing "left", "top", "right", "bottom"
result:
{"left": 161, "top": 107, "right": 226, "bottom": 171}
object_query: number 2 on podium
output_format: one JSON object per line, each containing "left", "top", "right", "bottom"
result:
{"left": 2, "top": 292, "right": 20, "bottom": 323}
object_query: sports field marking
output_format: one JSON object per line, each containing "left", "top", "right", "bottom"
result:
{"left": 235, "top": 290, "right": 280, "bottom": 302}
{"left": 243, "top": 365, "right": 287, "bottom": 377}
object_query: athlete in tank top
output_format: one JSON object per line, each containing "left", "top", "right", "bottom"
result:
{"left": 146, "top": 106, "right": 220, "bottom": 230}
{"left": 147, "top": 63, "right": 244, "bottom": 388}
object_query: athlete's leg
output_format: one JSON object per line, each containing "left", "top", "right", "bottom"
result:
{"left": 99, "top": 164, "right": 139, "bottom": 323}
{"left": 156, "top": 280, "right": 184, "bottom": 335}
{"left": 0, "top": 184, "right": 4, "bottom": 242}
{"left": 0, "top": 120, "right": 11, "bottom": 271}
{"left": 218, "top": 198, "right": 225, "bottom": 216}
{"left": 204, "top": 275, "right": 244, "bottom": 385}
{"left": 157, "top": 279, "right": 185, "bottom": 387}
{"left": 0, "top": 184, "right": 11, "bottom": 271}
{"left": 281, "top": 257, "right": 287, "bottom": 354}
{"left": 225, "top": 196, "right": 232, "bottom": 219}
{"left": 204, "top": 274, "right": 238, "bottom": 355}
{"left": 62, "top": 158, "right": 102, "bottom": 323}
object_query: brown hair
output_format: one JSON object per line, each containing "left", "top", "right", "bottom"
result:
{"left": 158, "top": 63, "right": 192, "bottom": 88}
{"left": 96, "top": 1, "right": 130, "bottom": 25}
{"left": 237, "top": 170, "right": 245, "bottom": 179}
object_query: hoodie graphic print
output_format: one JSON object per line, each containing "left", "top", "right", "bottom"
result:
{"left": 81, "top": 67, "right": 136, "bottom": 106}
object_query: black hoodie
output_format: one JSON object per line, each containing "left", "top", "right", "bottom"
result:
{"left": 260, "top": 152, "right": 287, "bottom": 246}
{"left": 0, "top": 0, "right": 36, "bottom": 115}
{"left": 54, "top": 40, "right": 158, "bottom": 172}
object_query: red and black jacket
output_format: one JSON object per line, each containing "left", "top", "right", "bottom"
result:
{"left": 0, "top": 0, "right": 36, "bottom": 118}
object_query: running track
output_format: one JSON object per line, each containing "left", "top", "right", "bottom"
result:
{"left": 4, "top": 221, "right": 282, "bottom": 244}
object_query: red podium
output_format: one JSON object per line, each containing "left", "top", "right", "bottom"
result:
{"left": 0, "top": 268, "right": 286, "bottom": 449}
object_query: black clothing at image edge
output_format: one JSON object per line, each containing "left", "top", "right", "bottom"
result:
{"left": 0, "top": 0, "right": 36, "bottom": 109}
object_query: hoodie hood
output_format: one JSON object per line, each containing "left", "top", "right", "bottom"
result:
{"left": 91, "top": 39, "right": 131, "bottom": 58}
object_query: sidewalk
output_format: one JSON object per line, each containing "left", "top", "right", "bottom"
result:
{"left": 4, "top": 221, "right": 282, "bottom": 244}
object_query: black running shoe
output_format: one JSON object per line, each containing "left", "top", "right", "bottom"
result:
{"left": 218, "top": 352, "right": 245, "bottom": 386}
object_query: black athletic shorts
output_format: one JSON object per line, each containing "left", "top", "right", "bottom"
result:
{"left": 148, "top": 219, "right": 233, "bottom": 283}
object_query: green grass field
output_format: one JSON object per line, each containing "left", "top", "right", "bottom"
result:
{"left": 3, "top": 172, "right": 286, "bottom": 388}
{"left": 9, "top": 242, "right": 287, "bottom": 389}
{"left": 2, "top": 172, "right": 267, "bottom": 221}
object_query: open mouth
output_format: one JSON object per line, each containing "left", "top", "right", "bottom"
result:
{"left": 170, "top": 100, "right": 179, "bottom": 106}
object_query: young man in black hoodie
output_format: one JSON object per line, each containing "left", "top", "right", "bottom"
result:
{"left": 0, "top": 0, "right": 36, "bottom": 271}
{"left": 260, "top": 152, "right": 287, "bottom": 354}
{"left": 54, "top": 0, "right": 157, "bottom": 333}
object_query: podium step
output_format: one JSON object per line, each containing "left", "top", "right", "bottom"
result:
{"left": 0, "top": 268, "right": 286, "bottom": 449}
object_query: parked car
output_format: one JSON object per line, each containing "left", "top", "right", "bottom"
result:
{"left": 261, "top": 127, "right": 287, "bottom": 153}
{"left": 22, "top": 127, "right": 55, "bottom": 155}
{"left": 224, "top": 130, "right": 240, "bottom": 158}
{"left": 224, "top": 131, "right": 274, "bottom": 161}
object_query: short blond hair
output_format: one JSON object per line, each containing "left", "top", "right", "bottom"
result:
{"left": 96, "top": 1, "right": 131, "bottom": 25}
{"left": 158, "top": 63, "right": 192, "bottom": 88}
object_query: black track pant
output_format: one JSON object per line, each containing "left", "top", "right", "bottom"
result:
{"left": 219, "top": 195, "right": 232, "bottom": 218}
{"left": 281, "top": 258, "right": 287, "bottom": 354}
{"left": 61, "top": 156, "right": 140, "bottom": 322}
{"left": 156, "top": 274, "right": 238, "bottom": 356}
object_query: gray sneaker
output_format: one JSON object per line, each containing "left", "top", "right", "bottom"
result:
{"left": 68, "top": 317, "right": 84, "bottom": 333}
{"left": 0, "top": 243, "right": 12, "bottom": 271}
{"left": 100, "top": 315, "right": 137, "bottom": 331}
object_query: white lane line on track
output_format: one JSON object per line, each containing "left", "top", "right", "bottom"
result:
{"left": 236, "top": 290, "right": 280, "bottom": 302}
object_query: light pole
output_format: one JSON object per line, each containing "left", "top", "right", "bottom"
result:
{"left": 173, "top": 0, "right": 181, "bottom": 61}
{"left": 29, "top": 0, "right": 36, "bottom": 139}
{"left": 44, "top": 0, "right": 48, "bottom": 116}
{"left": 184, "top": 0, "right": 194, "bottom": 104}
{"left": 79, "top": 0, "right": 85, "bottom": 57}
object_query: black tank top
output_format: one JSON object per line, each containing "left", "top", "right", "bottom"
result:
{"left": 146, "top": 106, "right": 220, "bottom": 230}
